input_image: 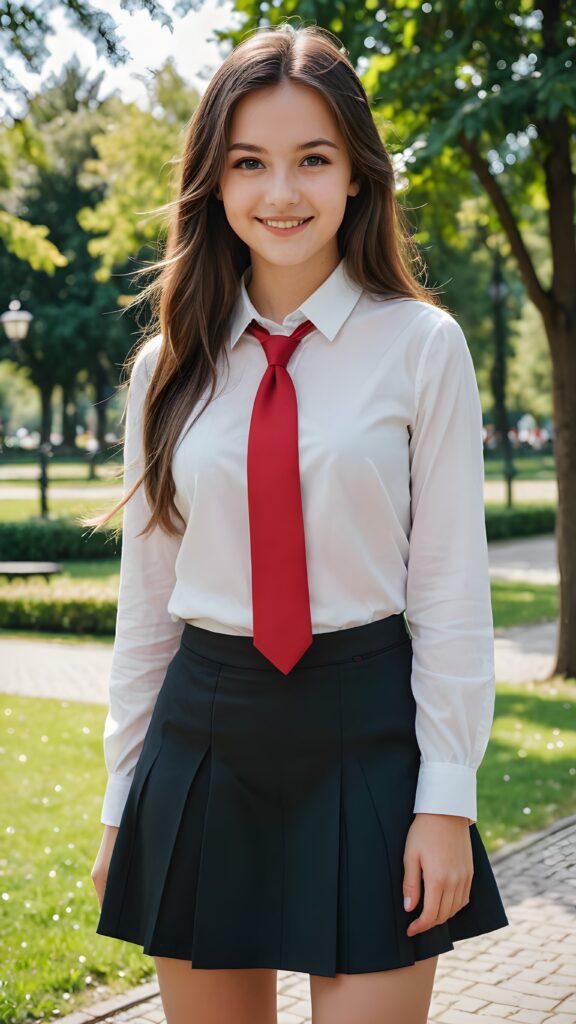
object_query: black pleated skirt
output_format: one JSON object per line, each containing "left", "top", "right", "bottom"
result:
{"left": 95, "top": 612, "right": 509, "bottom": 976}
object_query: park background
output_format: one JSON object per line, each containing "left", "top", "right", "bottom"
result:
{"left": 0, "top": 2, "right": 575, "bottom": 1024}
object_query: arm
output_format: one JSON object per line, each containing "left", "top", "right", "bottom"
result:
{"left": 405, "top": 314, "right": 495, "bottom": 826}
{"left": 100, "top": 344, "right": 185, "bottom": 827}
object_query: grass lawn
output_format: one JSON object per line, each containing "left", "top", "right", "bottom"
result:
{"left": 0, "top": 476, "right": 121, "bottom": 488}
{"left": 1, "top": 630, "right": 116, "bottom": 645}
{"left": 491, "top": 578, "right": 557, "bottom": 629}
{"left": 0, "top": 500, "right": 121, "bottom": 523}
{"left": 483, "top": 454, "right": 556, "bottom": 480}
{"left": 0, "top": 457, "right": 122, "bottom": 479}
{"left": 0, "top": 472, "right": 121, "bottom": 486}
{"left": 0, "top": 694, "right": 157, "bottom": 1024}
{"left": 0, "top": 678, "right": 574, "bottom": 1023}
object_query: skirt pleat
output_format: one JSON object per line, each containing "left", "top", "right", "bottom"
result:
{"left": 96, "top": 614, "right": 509, "bottom": 975}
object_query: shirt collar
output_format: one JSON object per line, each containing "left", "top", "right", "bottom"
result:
{"left": 227, "top": 258, "right": 364, "bottom": 349}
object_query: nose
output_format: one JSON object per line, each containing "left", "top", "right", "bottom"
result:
{"left": 265, "top": 168, "right": 301, "bottom": 208}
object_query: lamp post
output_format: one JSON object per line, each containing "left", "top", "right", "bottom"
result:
{"left": 488, "top": 253, "right": 516, "bottom": 509}
{"left": 0, "top": 298, "right": 51, "bottom": 519}
{"left": 0, "top": 299, "right": 33, "bottom": 353}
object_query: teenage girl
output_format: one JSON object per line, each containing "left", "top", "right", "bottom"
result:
{"left": 90, "top": 22, "right": 509, "bottom": 1024}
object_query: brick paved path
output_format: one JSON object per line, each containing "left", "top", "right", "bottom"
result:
{"left": 488, "top": 536, "right": 558, "bottom": 586}
{"left": 0, "top": 636, "right": 112, "bottom": 701}
{"left": 55, "top": 815, "right": 576, "bottom": 1024}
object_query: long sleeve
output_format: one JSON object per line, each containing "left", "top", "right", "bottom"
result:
{"left": 100, "top": 343, "right": 185, "bottom": 827}
{"left": 406, "top": 314, "right": 495, "bottom": 824}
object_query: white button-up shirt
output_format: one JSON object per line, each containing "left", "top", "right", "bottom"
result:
{"left": 101, "top": 257, "right": 495, "bottom": 828}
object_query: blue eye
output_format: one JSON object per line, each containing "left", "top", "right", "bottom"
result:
{"left": 302, "top": 155, "right": 328, "bottom": 166}
{"left": 233, "top": 155, "right": 329, "bottom": 170}
{"left": 234, "top": 158, "right": 262, "bottom": 170}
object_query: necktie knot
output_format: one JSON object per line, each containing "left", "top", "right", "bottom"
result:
{"left": 246, "top": 318, "right": 316, "bottom": 368}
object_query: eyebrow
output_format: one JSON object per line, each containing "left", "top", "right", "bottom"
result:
{"left": 227, "top": 138, "right": 340, "bottom": 153}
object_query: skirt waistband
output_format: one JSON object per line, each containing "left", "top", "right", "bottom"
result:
{"left": 181, "top": 612, "right": 412, "bottom": 671}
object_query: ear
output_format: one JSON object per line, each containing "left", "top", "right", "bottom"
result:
{"left": 347, "top": 178, "right": 361, "bottom": 197}
{"left": 214, "top": 184, "right": 222, "bottom": 201}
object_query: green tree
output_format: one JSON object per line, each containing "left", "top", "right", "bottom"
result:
{"left": 0, "top": 0, "right": 195, "bottom": 272}
{"left": 0, "top": 120, "right": 69, "bottom": 273}
{"left": 77, "top": 59, "right": 200, "bottom": 284}
{"left": 0, "top": 60, "right": 137, "bottom": 446}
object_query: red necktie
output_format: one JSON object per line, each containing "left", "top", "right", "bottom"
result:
{"left": 245, "top": 317, "right": 316, "bottom": 674}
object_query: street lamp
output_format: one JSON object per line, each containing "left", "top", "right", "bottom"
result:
{"left": 0, "top": 298, "right": 51, "bottom": 519}
{"left": 488, "top": 253, "right": 516, "bottom": 509}
{"left": 0, "top": 299, "right": 33, "bottom": 352}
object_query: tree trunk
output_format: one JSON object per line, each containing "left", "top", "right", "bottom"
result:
{"left": 541, "top": 106, "right": 576, "bottom": 680}
{"left": 61, "top": 383, "right": 78, "bottom": 449}
{"left": 548, "top": 323, "right": 576, "bottom": 679}
{"left": 488, "top": 251, "right": 514, "bottom": 508}
{"left": 95, "top": 379, "right": 108, "bottom": 449}
{"left": 39, "top": 384, "right": 53, "bottom": 445}
{"left": 94, "top": 361, "right": 115, "bottom": 448}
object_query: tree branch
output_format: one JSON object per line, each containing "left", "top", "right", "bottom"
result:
{"left": 457, "top": 132, "right": 553, "bottom": 323}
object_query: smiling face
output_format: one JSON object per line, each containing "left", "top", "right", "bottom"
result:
{"left": 216, "top": 79, "right": 360, "bottom": 278}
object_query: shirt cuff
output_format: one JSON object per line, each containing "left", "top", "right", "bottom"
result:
{"left": 100, "top": 773, "right": 134, "bottom": 827}
{"left": 413, "top": 761, "right": 477, "bottom": 823}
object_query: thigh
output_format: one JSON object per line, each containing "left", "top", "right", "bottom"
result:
{"left": 309, "top": 955, "right": 438, "bottom": 1024}
{"left": 153, "top": 956, "right": 278, "bottom": 1024}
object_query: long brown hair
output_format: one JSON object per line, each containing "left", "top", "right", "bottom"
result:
{"left": 83, "top": 21, "right": 443, "bottom": 540}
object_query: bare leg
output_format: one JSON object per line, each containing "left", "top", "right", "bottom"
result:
{"left": 309, "top": 955, "right": 438, "bottom": 1024}
{"left": 153, "top": 957, "right": 278, "bottom": 1024}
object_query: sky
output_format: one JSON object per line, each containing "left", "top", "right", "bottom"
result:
{"left": 5, "top": 0, "right": 241, "bottom": 115}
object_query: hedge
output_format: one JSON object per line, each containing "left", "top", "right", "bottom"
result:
{"left": 0, "top": 596, "right": 117, "bottom": 635}
{"left": 0, "top": 505, "right": 556, "bottom": 562}
{"left": 484, "top": 504, "right": 556, "bottom": 540}
{"left": 0, "top": 519, "right": 120, "bottom": 560}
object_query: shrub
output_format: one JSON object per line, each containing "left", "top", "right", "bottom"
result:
{"left": 0, "top": 519, "right": 120, "bottom": 560}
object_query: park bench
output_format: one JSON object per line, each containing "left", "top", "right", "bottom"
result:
{"left": 0, "top": 561, "right": 63, "bottom": 582}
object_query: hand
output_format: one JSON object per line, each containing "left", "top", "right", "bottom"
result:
{"left": 91, "top": 825, "right": 119, "bottom": 910}
{"left": 402, "top": 813, "right": 473, "bottom": 937}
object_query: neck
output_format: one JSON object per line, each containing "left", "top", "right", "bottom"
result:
{"left": 246, "top": 248, "right": 341, "bottom": 323}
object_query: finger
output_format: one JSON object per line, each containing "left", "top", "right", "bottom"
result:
{"left": 402, "top": 852, "right": 422, "bottom": 914}
{"left": 436, "top": 885, "right": 456, "bottom": 925}
{"left": 407, "top": 877, "right": 442, "bottom": 936}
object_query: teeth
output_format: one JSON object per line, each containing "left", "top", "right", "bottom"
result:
{"left": 261, "top": 218, "right": 309, "bottom": 229}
